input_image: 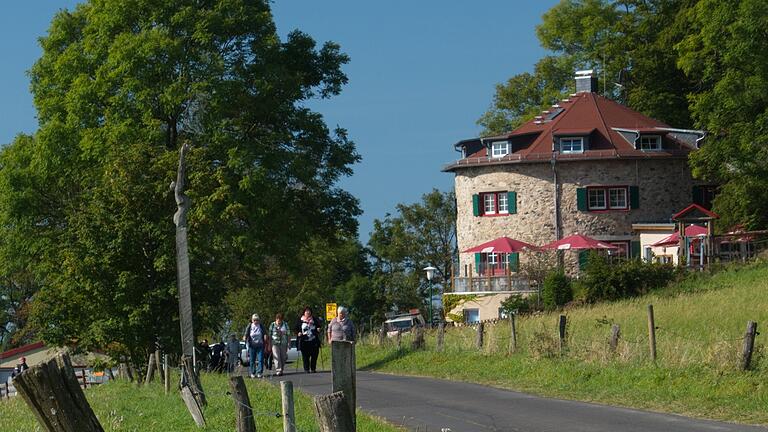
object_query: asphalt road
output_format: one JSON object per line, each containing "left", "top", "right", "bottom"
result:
{"left": 267, "top": 369, "right": 767, "bottom": 432}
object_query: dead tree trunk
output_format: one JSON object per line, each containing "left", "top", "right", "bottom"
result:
{"left": 229, "top": 376, "right": 255, "bottom": 432}
{"left": 13, "top": 353, "right": 104, "bottom": 432}
{"left": 172, "top": 141, "right": 195, "bottom": 361}
{"left": 313, "top": 391, "right": 354, "bottom": 432}
{"left": 181, "top": 355, "right": 206, "bottom": 407}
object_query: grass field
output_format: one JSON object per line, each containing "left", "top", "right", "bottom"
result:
{"left": 357, "top": 260, "right": 768, "bottom": 425}
{"left": 0, "top": 372, "right": 402, "bottom": 432}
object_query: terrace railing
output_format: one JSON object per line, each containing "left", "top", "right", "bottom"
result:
{"left": 448, "top": 275, "right": 532, "bottom": 294}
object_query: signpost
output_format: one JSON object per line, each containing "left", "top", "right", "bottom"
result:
{"left": 326, "top": 303, "right": 338, "bottom": 321}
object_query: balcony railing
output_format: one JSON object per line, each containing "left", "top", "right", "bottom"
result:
{"left": 448, "top": 275, "right": 532, "bottom": 294}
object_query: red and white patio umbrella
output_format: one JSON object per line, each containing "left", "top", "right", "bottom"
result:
{"left": 462, "top": 236, "right": 538, "bottom": 254}
{"left": 650, "top": 225, "right": 708, "bottom": 248}
{"left": 538, "top": 233, "right": 618, "bottom": 251}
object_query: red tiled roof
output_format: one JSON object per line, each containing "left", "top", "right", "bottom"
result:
{"left": 446, "top": 92, "right": 698, "bottom": 171}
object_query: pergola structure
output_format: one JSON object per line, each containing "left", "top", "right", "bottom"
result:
{"left": 671, "top": 204, "right": 719, "bottom": 268}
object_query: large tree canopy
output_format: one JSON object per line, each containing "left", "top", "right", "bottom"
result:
{"left": 0, "top": 0, "right": 360, "bottom": 366}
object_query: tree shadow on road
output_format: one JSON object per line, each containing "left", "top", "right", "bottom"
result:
{"left": 359, "top": 348, "right": 411, "bottom": 371}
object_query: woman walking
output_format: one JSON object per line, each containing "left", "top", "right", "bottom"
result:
{"left": 270, "top": 313, "right": 290, "bottom": 376}
{"left": 295, "top": 306, "right": 322, "bottom": 373}
{"left": 243, "top": 314, "right": 267, "bottom": 378}
{"left": 327, "top": 306, "right": 356, "bottom": 343}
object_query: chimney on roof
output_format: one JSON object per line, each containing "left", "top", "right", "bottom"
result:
{"left": 575, "top": 69, "right": 597, "bottom": 93}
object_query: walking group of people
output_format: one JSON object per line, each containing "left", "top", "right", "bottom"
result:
{"left": 242, "top": 305, "right": 356, "bottom": 378}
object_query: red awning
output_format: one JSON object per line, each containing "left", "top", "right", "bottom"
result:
{"left": 650, "top": 225, "right": 708, "bottom": 247}
{"left": 462, "top": 236, "right": 537, "bottom": 254}
{"left": 539, "top": 234, "right": 619, "bottom": 251}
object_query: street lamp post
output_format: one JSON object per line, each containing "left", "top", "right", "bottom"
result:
{"left": 423, "top": 266, "right": 437, "bottom": 327}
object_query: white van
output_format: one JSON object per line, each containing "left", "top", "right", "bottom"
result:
{"left": 384, "top": 312, "right": 425, "bottom": 337}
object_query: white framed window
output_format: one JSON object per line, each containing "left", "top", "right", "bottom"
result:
{"left": 639, "top": 135, "right": 662, "bottom": 151}
{"left": 560, "top": 137, "right": 584, "bottom": 153}
{"left": 588, "top": 186, "right": 629, "bottom": 210}
{"left": 588, "top": 188, "right": 606, "bottom": 210}
{"left": 497, "top": 193, "right": 509, "bottom": 214}
{"left": 608, "top": 187, "right": 628, "bottom": 209}
{"left": 483, "top": 193, "right": 496, "bottom": 214}
{"left": 491, "top": 141, "right": 511, "bottom": 157}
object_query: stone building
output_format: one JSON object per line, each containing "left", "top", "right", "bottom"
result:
{"left": 442, "top": 71, "right": 710, "bottom": 322}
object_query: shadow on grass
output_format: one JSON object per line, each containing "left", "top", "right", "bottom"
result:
{"left": 359, "top": 348, "right": 413, "bottom": 371}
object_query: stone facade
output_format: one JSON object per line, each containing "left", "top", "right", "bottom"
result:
{"left": 454, "top": 158, "right": 699, "bottom": 274}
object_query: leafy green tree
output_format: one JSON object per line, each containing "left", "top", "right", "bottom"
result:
{"left": 0, "top": 0, "right": 359, "bottom": 369}
{"left": 676, "top": 0, "right": 768, "bottom": 229}
{"left": 368, "top": 189, "right": 457, "bottom": 317}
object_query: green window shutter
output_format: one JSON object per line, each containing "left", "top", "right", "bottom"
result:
{"left": 509, "top": 252, "right": 519, "bottom": 272}
{"left": 472, "top": 194, "right": 480, "bottom": 216}
{"left": 474, "top": 253, "right": 481, "bottom": 275}
{"left": 631, "top": 240, "right": 641, "bottom": 259}
{"left": 578, "top": 250, "right": 590, "bottom": 271}
{"left": 629, "top": 186, "right": 640, "bottom": 209}
{"left": 576, "top": 188, "right": 588, "bottom": 211}
{"left": 508, "top": 191, "right": 517, "bottom": 214}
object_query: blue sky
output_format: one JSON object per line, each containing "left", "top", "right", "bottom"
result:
{"left": 0, "top": 1, "right": 557, "bottom": 242}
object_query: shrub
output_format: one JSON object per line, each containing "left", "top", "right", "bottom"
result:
{"left": 500, "top": 293, "right": 538, "bottom": 315}
{"left": 580, "top": 252, "right": 676, "bottom": 302}
{"left": 541, "top": 271, "right": 572, "bottom": 310}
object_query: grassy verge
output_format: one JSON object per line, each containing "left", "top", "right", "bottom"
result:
{"left": 358, "top": 261, "right": 768, "bottom": 425}
{"left": 0, "top": 372, "right": 402, "bottom": 432}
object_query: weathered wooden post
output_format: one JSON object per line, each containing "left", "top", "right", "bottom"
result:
{"left": 378, "top": 324, "right": 386, "bottom": 346}
{"left": 164, "top": 354, "right": 170, "bottom": 395}
{"left": 396, "top": 330, "right": 402, "bottom": 349}
{"left": 154, "top": 349, "right": 162, "bottom": 385}
{"left": 741, "top": 321, "right": 758, "bottom": 371}
{"left": 145, "top": 353, "right": 156, "bottom": 385}
{"left": 313, "top": 391, "right": 354, "bottom": 432}
{"left": 331, "top": 341, "right": 356, "bottom": 429}
{"left": 411, "top": 326, "right": 425, "bottom": 350}
{"left": 180, "top": 355, "right": 206, "bottom": 406}
{"left": 436, "top": 322, "right": 445, "bottom": 352}
{"left": 647, "top": 305, "right": 657, "bottom": 362}
{"left": 476, "top": 322, "right": 485, "bottom": 349}
{"left": 610, "top": 324, "right": 621, "bottom": 354}
{"left": 281, "top": 381, "right": 296, "bottom": 432}
{"left": 508, "top": 314, "right": 517, "bottom": 355}
{"left": 229, "top": 376, "right": 255, "bottom": 432}
{"left": 558, "top": 315, "right": 567, "bottom": 355}
{"left": 13, "top": 353, "right": 104, "bottom": 432}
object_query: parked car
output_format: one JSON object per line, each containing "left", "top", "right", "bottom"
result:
{"left": 384, "top": 312, "right": 426, "bottom": 337}
{"left": 240, "top": 338, "right": 299, "bottom": 366}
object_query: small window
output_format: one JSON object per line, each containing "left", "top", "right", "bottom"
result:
{"left": 483, "top": 193, "right": 496, "bottom": 214}
{"left": 463, "top": 308, "right": 480, "bottom": 323}
{"left": 588, "top": 189, "right": 606, "bottom": 210}
{"left": 639, "top": 135, "right": 662, "bottom": 151}
{"left": 560, "top": 137, "right": 584, "bottom": 153}
{"left": 608, "top": 187, "right": 627, "bottom": 209}
{"left": 497, "top": 193, "right": 509, "bottom": 214}
{"left": 587, "top": 186, "right": 629, "bottom": 211}
{"left": 491, "top": 141, "right": 510, "bottom": 157}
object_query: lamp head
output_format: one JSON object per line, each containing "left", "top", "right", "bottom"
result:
{"left": 423, "top": 266, "right": 437, "bottom": 281}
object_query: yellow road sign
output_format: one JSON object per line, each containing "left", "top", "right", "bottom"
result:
{"left": 325, "top": 303, "right": 337, "bottom": 321}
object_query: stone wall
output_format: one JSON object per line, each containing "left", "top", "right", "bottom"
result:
{"left": 453, "top": 158, "right": 698, "bottom": 273}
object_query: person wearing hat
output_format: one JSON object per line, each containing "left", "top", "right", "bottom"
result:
{"left": 243, "top": 314, "right": 267, "bottom": 378}
{"left": 327, "top": 306, "right": 355, "bottom": 343}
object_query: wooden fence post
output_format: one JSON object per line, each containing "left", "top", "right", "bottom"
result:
{"left": 145, "top": 353, "right": 155, "bottom": 385}
{"left": 436, "top": 322, "right": 445, "bottom": 352}
{"left": 741, "top": 321, "right": 758, "bottom": 371}
{"left": 476, "top": 322, "right": 484, "bottom": 349}
{"left": 331, "top": 341, "right": 356, "bottom": 429}
{"left": 154, "top": 349, "right": 162, "bottom": 385}
{"left": 508, "top": 315, "right": 517, "bottom": 355}
{"left": 13, "top": 353, "right": 104, "bottom": 432}
{"left": 396, "top": 330, "right": 402, "bottom": 349}
{"left": 647, "top": 305, "right": 657, "bottom": 362}
{"left": 610, "top": 324, "right": 621, "bottom": 354}
{"left": 378, "top": 324, "right": 386, "bottom": 346}
{"left": 164, "top": 355, "right": 170, "bottom": 395}
{"left": 313, "top": 391, "right": 354, "bottom": 432}
{"left": 558, "top": 315, "right": 567, "bottom": 355}
{"left": 411, "top": 327, "right": 425, "bottom": 350}
{"left": 281, "top": 381, "right": 296, "bottom": 432}
{"left": 229, "top": 376, "right": 255, "bottom": 432}
{"left": 180, "top": 355, "right": 207, "bottom": 406}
